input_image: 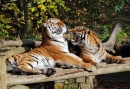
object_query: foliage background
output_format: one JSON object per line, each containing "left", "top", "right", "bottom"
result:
{"left": 0, "top": 0, "right": 130, "bottom": 45}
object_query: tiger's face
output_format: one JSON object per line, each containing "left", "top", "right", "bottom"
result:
{"left": 67, "top": 26, "right": 90, "bottom": 46}
{"left": 42, "top": 18, "right": 67, "bottom": 38}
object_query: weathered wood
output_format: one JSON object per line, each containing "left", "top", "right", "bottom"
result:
{"left": 102, "top": 23, "right": 122, "bottom": 53}
{"left": 0, "top": 56, "right": 7, "bottom": 89}
{"left": 0, "top": 46, "right": 31, "bottom": 58}
{"left": 0, "top": 40, "right": 41, "bottom": 48}
{"left": 86, "top": 76, "right": 95, "bottom": 89}
{"left": 7, "top": 59, "right": 130, "bottom": 86}
{"left": 7, "top": 69, "right": 84, "bottom": 86}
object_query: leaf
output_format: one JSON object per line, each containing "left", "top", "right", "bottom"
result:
{"left": 30, "top": 7, "right": 37, "bottom": 12}
{"left": 114, "top": 6, "right": 120, "bottom": 11}
{"left": 6, "top": 25, "right": 12, "bottom": 29}
{"left": 38, "top": 4, "right": 46, "bottom": 10}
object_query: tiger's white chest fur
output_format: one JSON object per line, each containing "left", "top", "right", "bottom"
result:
{"left": 50, "top": 37, "right": 69, "bottom": 53}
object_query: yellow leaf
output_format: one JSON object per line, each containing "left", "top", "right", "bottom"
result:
{"left": 31, "top": 7, "right": 37, "bottom": 12}
{"left": 42, "top": 0, "right": 46, "bottom": 2}
{"left": 49, "top": 5, "right": 54, "bottom": 8}
{"left": 38, "top": 4, "right": 46, "bottom": 10}
{"left": 47, "top": 0, "right": 52, "bottom": 2}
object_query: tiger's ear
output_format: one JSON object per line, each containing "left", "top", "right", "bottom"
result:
{"left": 42, "top": 22, "right": 47, "bottom": 27}
{"left": 68, "top": 28, "right": 76, "bottom": 32}
{"left": 86, "top": 28, "right": 90, "bottom": 34}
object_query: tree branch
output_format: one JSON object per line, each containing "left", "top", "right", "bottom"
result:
{"left": 102, "top": 23, "right": 122, "bottom": 53}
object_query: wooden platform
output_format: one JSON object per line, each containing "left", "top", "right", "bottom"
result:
{"left": 1, "top": 47, "right": 130, "bottom": 89}
{"left": 7, "top": 58, "right": 130, "bottom": 86}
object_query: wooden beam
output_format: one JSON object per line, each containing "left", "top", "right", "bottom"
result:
{"left": 0, "top": 56, "right": 7, "bottom": 89}
{"left": 0, "top": 46, "right": 31, "bottom": 58}
{"left": 7, "top": 59, "right": 130, "bottom": 86}
{"left": 0, "top": 40, "right": 41, "bottom": 48}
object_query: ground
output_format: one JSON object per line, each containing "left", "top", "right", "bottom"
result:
{"left": 94, "top": 72, "right": 130, "bottom": 89}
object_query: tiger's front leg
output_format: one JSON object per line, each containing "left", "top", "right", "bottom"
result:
{"left": 80, "top": 53, "right": 98, "bottom": 67}
{"left": 56, "top": 53, "right": 96, "bottom": 72}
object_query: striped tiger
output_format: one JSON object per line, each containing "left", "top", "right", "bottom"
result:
{"left": 66, "top": 26, "right": 126, "bottom": 66}
{"left": 6, "top": 18, "right": 95, "bottom": 77}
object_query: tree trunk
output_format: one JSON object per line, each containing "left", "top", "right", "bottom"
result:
{"left": 102, "top": 23, "right": 122, "bottom": 53}
{"left": 22, "top": 0, "right": 32, "bottom": 38}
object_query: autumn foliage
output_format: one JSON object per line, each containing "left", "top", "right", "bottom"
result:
{"left": 0, "top": 0, "right": 130, "bottom": 43}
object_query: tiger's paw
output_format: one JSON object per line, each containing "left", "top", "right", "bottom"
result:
{"left": 84, "top": 63, "right": 96, "bottom": 72}
{"left": 117, "top": 59, "right": 126, "bottom": 64}
{"left": 91, "top": 62, "right": 98, "bottom": 67}
{"left": 46, "top": 68, "right": 56, "bottom": 77}
{"left": 105, "top": 58, "right": 126, "bottom": 64}
{"left": 55, "top": 62, "right": 65, "bottom": 68}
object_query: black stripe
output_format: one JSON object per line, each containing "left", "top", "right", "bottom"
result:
{"left": 48, "top": 26, "right": 51, "bottom": 31}
{"left": 13, "top": 57, "right": 18, "bottom": 66}
{"left": 99, "top": 48, "right": 105, "bottom": 58}
{"left": 31, "top": 54, "right": 40, "bottom": 60}
{"left": 28, "top": 59, "right": 38, "bottom": 65}
{"left": 78, "top": 31, "right": 86, "bottom": 42}
{"left": 51, "top": 23, "right": 53, "bottom": 27}
{"left": 6, "top": 58, "right": 12, "bottom": 64}
{"left": 27, "top": 63, "right": 33, "bottom": 69}
{"left": 45, "top": 58, "right": 52, "bottom": 67}
{"left": 50, "top": 39, "right": 64, "bottom": 44}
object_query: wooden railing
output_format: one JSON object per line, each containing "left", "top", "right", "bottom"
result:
{"left": 0, "top": 47, "right": 130, "bottom": 89}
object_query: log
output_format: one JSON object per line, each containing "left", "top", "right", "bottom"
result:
{"left": 0, "top": 40, "right": 41, "bottom": 48}
{"left": 0, "top": 46, "right": 31, "bottom": 58}
{"left": 7, "top": 59, "right": 130, "bottom": 86}
{"left": 102, "top": 23, "right": 122, "bottom": 53}
{"left": 0, "top": 56, "right": 7, "bottom": 89}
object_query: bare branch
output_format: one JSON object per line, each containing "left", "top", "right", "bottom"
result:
{"left": 102, "top": 23, "right": 122, "bottom": 53}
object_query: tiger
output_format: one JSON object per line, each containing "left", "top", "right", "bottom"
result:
{"left": 6, "top": 18, "right": 96, "bottom": 77}
{"left": 65, "top": 26, "right": 126, "bottom": 66}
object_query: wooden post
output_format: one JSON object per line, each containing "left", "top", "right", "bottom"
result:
{"left": 86, "top": 76, "right": 95, "bottom": 89}
{"left": 0, "top": 56, "right": 7, "bottom": 89}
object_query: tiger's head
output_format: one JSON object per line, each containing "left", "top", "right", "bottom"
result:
{"left": 65, "top": 26, "right": 89, "bottom": 46}
{"left": 65, "top": 26, "right": 101, "bottom": 47}
{"left": 42, "top": 18, "right": 67, "bottom": 39}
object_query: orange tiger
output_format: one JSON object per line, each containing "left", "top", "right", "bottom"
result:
{"left": 66, "top": 26, "right": 126, "bottom": 66}
{"left": 6, "top": 18, "right": 95, "bottom": 77}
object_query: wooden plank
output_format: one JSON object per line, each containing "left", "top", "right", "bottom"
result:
{"left": 7, "top": 60, "right": 130, "bottom": 86}
{"left": 0, "top": 56, "right": 7, "bottom": 89}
